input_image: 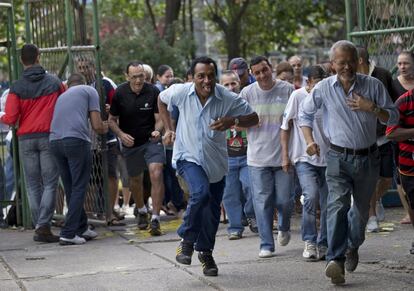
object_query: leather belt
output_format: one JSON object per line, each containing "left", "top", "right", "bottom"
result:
{"left": 330, "top": 143, "right": 377, "bottom": 156}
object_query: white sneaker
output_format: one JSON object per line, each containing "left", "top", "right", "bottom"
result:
{"left": 59, "top": 235, "right": 86, "bottom": 245}
{"left": 366, "top": 216, "right": 380, "bottom": 233}
{"left": 259, "top": 249, "right": 275, "bottom": 258}
{"left": 303, "top": 241, "right": 318, "bottom": 261}
{"left": 376, "top": 200, "right": 385, "bottom": 222}
{"left": 277, "top": 231, "right": 291, "bottom": 246}
{"left": 81, "top": 229, "right": 98, "bottom": 240}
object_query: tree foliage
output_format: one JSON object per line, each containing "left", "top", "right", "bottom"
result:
{"left": 205, "top": 0, "right": 346, "bottom": 59}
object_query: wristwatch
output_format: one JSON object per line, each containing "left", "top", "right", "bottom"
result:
{"left": 372, "top": 104, "right": 381, "bottom": 115}
{"left": 234, "top": 117, "right": 240, "bottom": 126}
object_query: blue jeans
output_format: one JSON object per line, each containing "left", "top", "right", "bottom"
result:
{"left": 295, "top": 162, "right": 328, "bottom": 246}
{"left": 249, "top": 166, "right": 293, "bottom": 251}
{"left": 19, "top": 136, "right": 59, "bottom": 228}
{"left": 222, "top": 156, "right": 255, "bottom": 234}
{"left": 163, "top": 149, "right": 185, "bottom": 210}
{"left": 325, "top": 149, "right": 380, "bottom": 262}
{"left": 176, "top": 160, "right": 225, "bottom": 252}
{"left": 50, "top": 138, "right": 91, "bottom": 238}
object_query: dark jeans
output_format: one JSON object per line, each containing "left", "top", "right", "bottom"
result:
{"left": 50, "top": 138, "right": 91, "bottom": 238}
{"left": 325, "top": 149, "right": 379, "bottom": 262}
{"left": 176, "top": 160, "right": 225, "bottom": 252}
{"left": 163, "top": 149, "right": 184, "bottom": 210}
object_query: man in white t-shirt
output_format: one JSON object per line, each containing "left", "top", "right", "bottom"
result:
{"left": 281, "top": 65, "right": 330, "bottom": 261}
{"left": 241, "top": 56, "right": 294, "bottom": 258}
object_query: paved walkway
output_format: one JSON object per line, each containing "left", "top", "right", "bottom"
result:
{"left": 1, "top": 207, "right": 413, "bottom": 290}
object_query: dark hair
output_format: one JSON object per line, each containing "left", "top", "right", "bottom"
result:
{"left": 67, "top": 73, "right": 86, "bottom": 87}
{"left": 168, "top": 77, "right": 184, "bottom": 86}
{"left": 125, "top": 61, "right": 143, "bottom": 74}
{"left": 276, "top": 61, "right": 293, "bottom": 76}
{"left": 308, "top": 65, "right": 329, "bottom": 80}
{"left": 399, "top": 50, "right": 414, "bottom": 62}
{"left": 190, "top": 56, "right": 218, "bottom": 76}
{"left": 157, "top": 65, "right": 173, "bottom": 77}
{"left": 250, "top": 55, "right": 272, "bottom": 68}
{"left": 356, "top": 45, "right": 370, "bottom": 64}
{"left": 21, "top": 44, "right": 39, "bottom": 66}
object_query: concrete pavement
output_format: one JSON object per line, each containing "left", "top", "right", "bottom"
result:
{"left": 0, "top": 207, "right": 413, "bottom": 290}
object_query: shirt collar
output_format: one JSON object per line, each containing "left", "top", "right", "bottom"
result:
{"left": 331, "top": 74, "right": 361, "bottom": 91}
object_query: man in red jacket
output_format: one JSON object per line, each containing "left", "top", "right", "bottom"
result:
{"left": 0, "top": 44, "right": 65, "bottom": 242}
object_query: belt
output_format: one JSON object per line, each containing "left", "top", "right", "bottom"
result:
{"left": 330, "top": 143, "right": 377, "bottom": 155}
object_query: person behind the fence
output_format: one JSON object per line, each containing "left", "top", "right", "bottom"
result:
{"left": 76, "top": 59, "right": 124, "bottom": 226}
{"left": 0, "top": 44, "right": 65, "bottom": 242}
{"left": 298, "top": 40, "right": 399, "bottom": 285}
{"left": 281, "top": 65, "right": 330, "bottom": 261}
{"left": 158, "top": 56, "right": 259, "bottom": 276}
{"left": 50, "top": 73, "right": 108, "bottom": 245}
{"left": 109, "top": 61, "right": 165, "bottom": 236}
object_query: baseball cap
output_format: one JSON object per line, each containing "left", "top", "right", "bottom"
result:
{"left": 228, "top": 57, "right": 248, "bottom": 76}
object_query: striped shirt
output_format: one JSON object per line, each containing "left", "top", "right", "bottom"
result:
{"left": 240, "top": 80, "right": 294, "bottom": 167}
{"left": 386, "top": 89, "right": 414, "bottom": 176}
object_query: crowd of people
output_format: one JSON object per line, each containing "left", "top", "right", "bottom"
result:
{"left": 0, "top": 40, "right": 414, "bottom": 285}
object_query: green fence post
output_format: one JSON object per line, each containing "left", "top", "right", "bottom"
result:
{"left": 345, "top": 0, "right": 353, "bottom": 41}
{"left": 65, "top": 0, "right": 73, "bottom": 73}
{"left": 92, "top": 0, "right": 110, "bottom": 221}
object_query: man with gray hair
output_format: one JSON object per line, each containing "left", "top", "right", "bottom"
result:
{"left": 299, "top": 40, "right": 398, "bottom": 285}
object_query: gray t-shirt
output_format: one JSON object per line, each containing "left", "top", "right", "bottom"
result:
{"left": 241, "top": 80, "right": 294, "bottom": 167}
{"left": 50, "top": 85, "right": 101, "bottom": 142}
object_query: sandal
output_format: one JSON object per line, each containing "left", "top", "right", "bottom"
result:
{"left": 400, "top": 215, "right": 411, "bottom": 224}
{"left": 107, "top": 218, "right": 126, "bottom": 226}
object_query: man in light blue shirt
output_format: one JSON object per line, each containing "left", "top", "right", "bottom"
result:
{"left": 158, "top": 56, "right": 258, "bottom": 277}
{"left": 299, "top": 40, "right": 399, "bottom": 285}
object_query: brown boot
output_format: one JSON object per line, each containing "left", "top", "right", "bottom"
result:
{"left": 33, "top": 226, "right": 59, "bottom": 243}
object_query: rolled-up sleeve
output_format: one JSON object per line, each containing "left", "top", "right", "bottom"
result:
{"left": 159, "top": 85, "right": 175, "bottom": 112}
{"left": 298, "top": 86, "right": 322, "bottom": 128}
{"left": 375, "top": 82, "right": 399, "bottom": 126}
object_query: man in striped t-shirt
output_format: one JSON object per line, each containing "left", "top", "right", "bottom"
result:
{"left": 386, "top": 88, "right": 414, "bottom": 254}
{"left": 241, "top": 56, "right": 295, "bottom": 258}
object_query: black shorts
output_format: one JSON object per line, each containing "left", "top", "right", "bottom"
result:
{"left": 378, "top": 143, "right": 393, "bottom": 178}
{"left": 122, "top": 140, "right": 165, "bottom": 177}
{"left": 107, "top": 141, "right": 120, "bottom": 178}
{"left": 399, "top": 174, "right": 414, "bottom": 210}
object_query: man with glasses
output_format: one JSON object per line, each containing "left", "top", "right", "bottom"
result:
{"left": 109, "top": 61, "right": 165, "bottom": 236}
{"left": 299, "top": 40, "right": 398, "bottom": 285}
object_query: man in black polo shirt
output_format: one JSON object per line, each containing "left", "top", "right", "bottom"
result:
{"left": 109, "top": 61, "right": 165, "bottom": 235}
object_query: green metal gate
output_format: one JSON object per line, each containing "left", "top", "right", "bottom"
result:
{"left": 0, "top": 1, "right": 24, "bottom": 227}
{"left": 17, "top": 0, "right": 110, "bottom": 227}
{"left": 345, "top": 0, "right": 414, "bottom": 74}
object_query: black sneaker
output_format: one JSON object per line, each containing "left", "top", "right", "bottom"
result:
{"left": 247, "top": 218, "right": 258, "bottom": 233}
{"left": 198, "top": 251, "right": 218, "bottom": 276}
{"left": 345, "top": 248, "right": 359, "bottom": 272}
{"left": 33, "top": 226, "right": 60, "bottom": 243}
{"left": 137, "top": 213, "right": 149, "bottom": 230}
{"left": 0, "top": 218, "right": 7, "bottom": 229}
{"left": 176, "top": 240, "right": 194, "bottom": 265}
{"left": 149, "top": 219, "right": 162, "bottom": 236}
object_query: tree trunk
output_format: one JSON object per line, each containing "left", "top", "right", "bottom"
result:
{"left": 164, "top": 0, "right": 181, "bottom": 46}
